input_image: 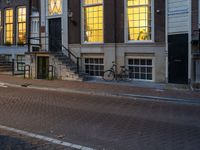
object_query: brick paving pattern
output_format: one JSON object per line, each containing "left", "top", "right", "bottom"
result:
{"left": 0, "top": 74, "right": 200, "bottom": 101}
{"left": 0, "top": 87, "right": 199, "bottom": 149}
{"left": 0, "top": 129, "right": 75, "bottom": 150}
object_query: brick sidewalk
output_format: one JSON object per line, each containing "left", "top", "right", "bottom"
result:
{"left": 0, "top": 74, "right": 199, "bottom": 101}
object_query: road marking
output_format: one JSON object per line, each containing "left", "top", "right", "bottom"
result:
{"left": 0, "top": 83, "right": 7, "bottom": 88}
{"left": 0, "top": 125, "right": 94, "bottom": 150}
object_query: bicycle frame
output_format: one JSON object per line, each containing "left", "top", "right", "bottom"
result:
{"left": 109, "top": 63, "right": 128, "bottom": 80}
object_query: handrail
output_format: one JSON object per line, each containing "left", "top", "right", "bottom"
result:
{"left": 12, "top": 59, "right": 15, "bottom": 76}
{"left": 28, "top": 36, "right": 81, "bottom": 74}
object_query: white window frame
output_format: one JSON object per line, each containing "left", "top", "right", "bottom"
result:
{"left": 81, "top": 0, "right": 104, "bottom": 44}
{"left": 0, "top": 10, "right": 2, "bottom": 29}
{"left": 4, "top": 8, "right": 14, "bottom": 45}
{"left": 84, "top": 56, "right": 104, "bottom": 77}
{"left": 199, "top": 0, "right": 200, "bottom": 28}
{"left": 16, "top": 6, "right": 27, "bottom": 45}
{"left": 0, "top": 10, "right": 2, "bottom": 44}
{"left": 126, "top": 56, "right": 155, "bottom": 82}
{"left": 124, "top": 0, "right": 155, "bottom": 43}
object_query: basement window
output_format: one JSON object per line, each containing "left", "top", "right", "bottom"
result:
{"left": 128, "top": 58, "right": 153, "bottom": 81}
{"left": 85, "top": 58, "right": 104, "bottom": 77}
{"left": 17, "top": 55, "right": 25, "bottom": 71}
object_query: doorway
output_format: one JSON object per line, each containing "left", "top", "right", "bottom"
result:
{"left": 37, "top": 56, "right": 49, "bottom": 79}
{"left": 48, "top": 18, "right": 62, "bottom": 52}
{"left": 168, "top": 34, "right": 188, "bottom": 84}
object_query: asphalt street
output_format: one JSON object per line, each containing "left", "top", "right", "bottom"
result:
{"left": 0, "top": 86, "right": 200, "bottom": 150}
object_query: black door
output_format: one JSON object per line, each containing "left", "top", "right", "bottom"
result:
{"left": 168, "top": 34, "right": 188, "bottom": 84}
{"left": 37, "top": 57, "right": 49, "bottom": 79}
{"left": 49, "top": 18, "right": 62, "bottom": 52}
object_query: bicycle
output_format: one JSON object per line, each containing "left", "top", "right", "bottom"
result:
{"left": 103, "top": 61, "right": 129, "bottom": 81}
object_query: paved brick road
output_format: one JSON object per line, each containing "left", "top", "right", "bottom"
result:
{"left": 0, "top": 74, "right": 200, "bottom": 101}
{"left": 0, "top": 86, "right": 200, "bottom": 149}
{"left": 0, "top": 129, "right": 74, "bottom": 150}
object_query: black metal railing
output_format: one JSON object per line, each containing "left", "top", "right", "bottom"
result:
{"left": 62, "top": 45, "right": 80, "bottom": 74}
{"left": 28, "top": 36, "right": 81, "bottom": 74}
{"left": 11, "top": 59, "right": 15, "bottom": 76}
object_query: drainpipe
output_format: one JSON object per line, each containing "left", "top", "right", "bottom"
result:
{"left": 114, "top": 0, "right": 117, "bottom": 67}
{"left": 188, "top": 0, "right": 192, "bottom": 85}
{"left": 28, "top": 0, "right": 32, "bottom": 53}
{"left": 165, "top": 0, "right": 168, "bottom": 83}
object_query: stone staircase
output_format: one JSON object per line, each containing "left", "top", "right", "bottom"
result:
{"left": 50, "top": 51, "right": 87, "bottom": 81}
{"left": 0, "top": 55, "right": 12, "bottom": 73}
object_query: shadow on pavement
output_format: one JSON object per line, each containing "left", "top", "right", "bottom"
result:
{"left": 0, "top": 135, "right": 38, "bottom": 150}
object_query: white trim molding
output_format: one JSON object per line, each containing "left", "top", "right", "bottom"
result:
{"left": 124, "top": 0, "right": 155, "bottom": 43}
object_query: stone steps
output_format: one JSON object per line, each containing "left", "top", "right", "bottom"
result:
{"left": 51, "top": 52, "right": 87, "bottom": 81}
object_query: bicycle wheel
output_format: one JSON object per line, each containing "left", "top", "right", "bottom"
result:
{"left": 121, "top": 70, "right": 129, "bottom": 81}
{"left": 103, "top": 70, "right": 115, "bottom": 81}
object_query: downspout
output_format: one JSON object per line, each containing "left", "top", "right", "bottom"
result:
{"left": 28, "top": 0, "right": 32, "bottom": 53}
{"left": 188, "top": 0, "right": 192, "bottom": 85}
{"left": 114, "top": 0, "right": 117, "bottom": 66}
{"left": 165, "top": 0, "right": 168, "bottom": 83}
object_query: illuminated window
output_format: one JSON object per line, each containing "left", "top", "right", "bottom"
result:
{"left": 5, "top": 9, "right": 13, "bottom": 44}
{"left": 0, "top": 10, "right": 2, "bottom": 27}
{"left": 127, "top": 0, "right": 152, "bottom": 41}
{"left": 83, "top": 0, "right": 103, "bottom": 43}
{"left": 0, "top": 10, "right": 2, "bottom": 41}
{"left": 18, "top": 7, "right": 26, "bottom": 45}
{"left": 48, "top": 0, "right": 62, "bottom": 16}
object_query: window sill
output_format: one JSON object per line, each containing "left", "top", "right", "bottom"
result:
{"left": 82, "top": 42, "right": 104, "bottom": 45}
{"left": 125, "top": 40, "right": 154, "bottom": 44}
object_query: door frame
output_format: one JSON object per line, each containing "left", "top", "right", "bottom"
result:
{"left": 37, "top": 56, "right": 49, "bottom": 79}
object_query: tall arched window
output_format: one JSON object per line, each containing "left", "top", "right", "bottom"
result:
{"left": 48, "top": 0, "right": 62, "bottom": 16}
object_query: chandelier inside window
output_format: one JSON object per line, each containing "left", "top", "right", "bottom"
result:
{"left": 48, "top": 0, "right": 62, "bottom": 16}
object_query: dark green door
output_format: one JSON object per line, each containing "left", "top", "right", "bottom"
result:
{"left": 49, "top": 18, "right": 62, "bottom": 52}
{"left": 37, "top": 57, "right": 49, "bottom": 79}
{"left": 168, "top": 34, "right": 188, "bottom": 84}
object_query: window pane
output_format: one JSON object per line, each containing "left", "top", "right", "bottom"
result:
{"left": 85, "top": 58, "right": 104, "bottom": 76}
{"left": 18, "top": 7, "right": 26, "bottom": 44}
{"left": 5, "top": 9, "right": 13, "bottom": 44}
{"left": 49, "top": 0, "right": 62, "bottom": 15}
{"left": 128, "top": 58, "right": 153, "bottom": 81}
{"left": 127, "top": 0, "right": 151, "bottom": 41}
{"left": 83, "top": 1, "right": 103, "bottom": 43}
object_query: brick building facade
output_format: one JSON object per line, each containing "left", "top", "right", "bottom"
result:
{"left": 27, "top": 0, "right": 167, "bottom": 83}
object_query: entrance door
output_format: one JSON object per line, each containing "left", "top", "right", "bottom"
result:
{"left": 37, "top": 57, "right": 49, "bottom": 79}
{"left": 49, "top": 18, "right": 62, "bottom": 52}
{"left": 168, "top": 34, "right": 188, "bottom": 84}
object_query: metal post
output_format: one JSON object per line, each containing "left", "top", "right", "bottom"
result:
{"left": 77, "top": 58, "right": 79, "bottom": 74}
{"left": 12, "top": 59, "right": 15, "bottom": 76}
